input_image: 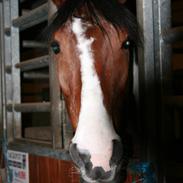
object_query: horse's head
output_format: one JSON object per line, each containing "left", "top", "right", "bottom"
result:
{"left": 47, "top": 0, "right": 140, "bottom": 182}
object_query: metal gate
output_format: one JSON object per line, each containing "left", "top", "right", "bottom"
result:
{"left": 1, "top": 0, "right": 74, "bottom": 171}
{"left": 137, "top": 0, "right": 183, "bottom": 182}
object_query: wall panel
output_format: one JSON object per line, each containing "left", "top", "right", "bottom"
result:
{"left": 29, "top": 155, "right": 80, "bottom": 183}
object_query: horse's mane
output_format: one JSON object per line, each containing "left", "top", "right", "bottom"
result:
{"left": 45, "top": 0, "right": 141, "bottom": 45}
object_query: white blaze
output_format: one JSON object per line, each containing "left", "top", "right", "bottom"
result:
{"left": 71, "top": 18, "right": 119, "bottom": 171}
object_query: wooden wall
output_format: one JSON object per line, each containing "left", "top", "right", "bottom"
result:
{"left": 28, "top": 154, "right": 145, "bottom": 183}
{"left": 29, "top": 155, "right": 80, "bottom": 183}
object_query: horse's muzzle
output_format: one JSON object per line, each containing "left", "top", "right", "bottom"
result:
{"left": 69, "top": 139, "right": 124, "bottom": 183}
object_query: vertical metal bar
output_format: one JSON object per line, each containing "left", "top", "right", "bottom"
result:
{"left": 1, "top": 1, "right": 11, "bottom": 182}
{"left": 3, "top": 0, "right": 13, "bottom": 143}
{"left": 154, "top": 0, "right": 172, "bottom": 95}
{"left": 10, "top": 0, "right": 21, "bottom": 139}
{"left": 0, "top": 2, "right": 3, "bottom": 142}
{"left": 154, "top": 0, "right": 172, "bottom": 140}
{"left": 48, "top": 0, "right": 63, "bottom": 149}
{"left": 136, "top": 0, "right": 158, "bottom": 162}
{"left": 153, "top": 0, "right": 172, "bottom": 181}
{"left": 137, "top": 0, "right": 172, "bottom": 181}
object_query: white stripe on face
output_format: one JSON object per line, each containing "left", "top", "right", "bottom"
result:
{"left": 71, "top": 18, "right": 119, "bottom": 171}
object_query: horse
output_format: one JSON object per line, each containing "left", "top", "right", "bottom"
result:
{"left": 45, "top": 0, "right": 140, "bottom": 182}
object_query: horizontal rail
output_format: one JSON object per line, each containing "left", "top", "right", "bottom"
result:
{"left": 7, "top": 102, "right": 50, "bottom": 112}
{"left": 23, "top": 72, "right": 49, "bottom": 79}
{"left": 8, "top": 140, "right": 71, "bottom": 160}
{"left": 163, "top": 96, "right": 183, "bottom": 108}
{"left": 163, "top": 26, "right": 183, "bottom": 44}
{"left": 16, "top": 55, "right": 49, "bottom": 71}
{"left": 23, "top": 40, "right": 48, "bottom": 48}
{"left": 12, "top": 3, "right": 48, "bottom": 31}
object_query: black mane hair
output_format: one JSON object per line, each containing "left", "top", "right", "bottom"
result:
{"left": 44, "top": 0, "right": 141, "bottom": 45}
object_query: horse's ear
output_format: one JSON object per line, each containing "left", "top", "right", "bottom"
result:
{"left": 52, "top": 0, "right": 64, "bottom": 7}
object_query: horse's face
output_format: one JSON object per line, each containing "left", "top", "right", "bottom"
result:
{"left": 53, "top": 17, "right": 129, "bottom": 126}
{"left": 48, "top": 0, "right": 140, "bottom": 182}
{"left": 52, "top": 17, "right": 129, "bottom": 182}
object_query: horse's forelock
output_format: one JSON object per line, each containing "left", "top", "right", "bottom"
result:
{"left": 52, "top": 0, "right": 65, "bottom": 7}
{"left": 51, "top": 0, "right": 127, "bottom": 7}
{"left": 45, "top": 0, "right": 141, "bottom": 45}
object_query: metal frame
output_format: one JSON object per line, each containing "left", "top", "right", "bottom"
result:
{"left": 1, "top": 0, "right": 72, "bottom": 162}
{"left": 136, "top": 0, "right": 172, "bottom": 181}
{"left": 136, "top": 0, "right": 158, "bottom": 162}
{"left": 153, "top": 0, "right": 172, "bottom": 148}
{"left": 1, "top": 2, "right": 10, "bottom": 182}
{"left": 137, "top": 0, "right": 183, "bottom": 181}
{"left": 0, "top": 1, "right": 3, "bottom": 143}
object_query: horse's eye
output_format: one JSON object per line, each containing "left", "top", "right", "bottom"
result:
{"left": 122, "top": 40, "right": 130, "bottom": 49}
{"left": 51, "top": 41, "right": 60, "bottom": 54}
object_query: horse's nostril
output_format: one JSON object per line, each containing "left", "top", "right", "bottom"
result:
{"left": 86, "top": 166, "right": 113, "bottom": 181}
{"left": 89, "top": 167, "right": 104, "bottom": 180}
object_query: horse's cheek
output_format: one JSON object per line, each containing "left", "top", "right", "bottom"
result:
{"left": 56, "top": 61, "right": 70, "bottom": 96}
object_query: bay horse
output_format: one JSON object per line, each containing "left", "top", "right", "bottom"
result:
{"left": 46, "top": 0, "right": 140, "bottom": 182}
